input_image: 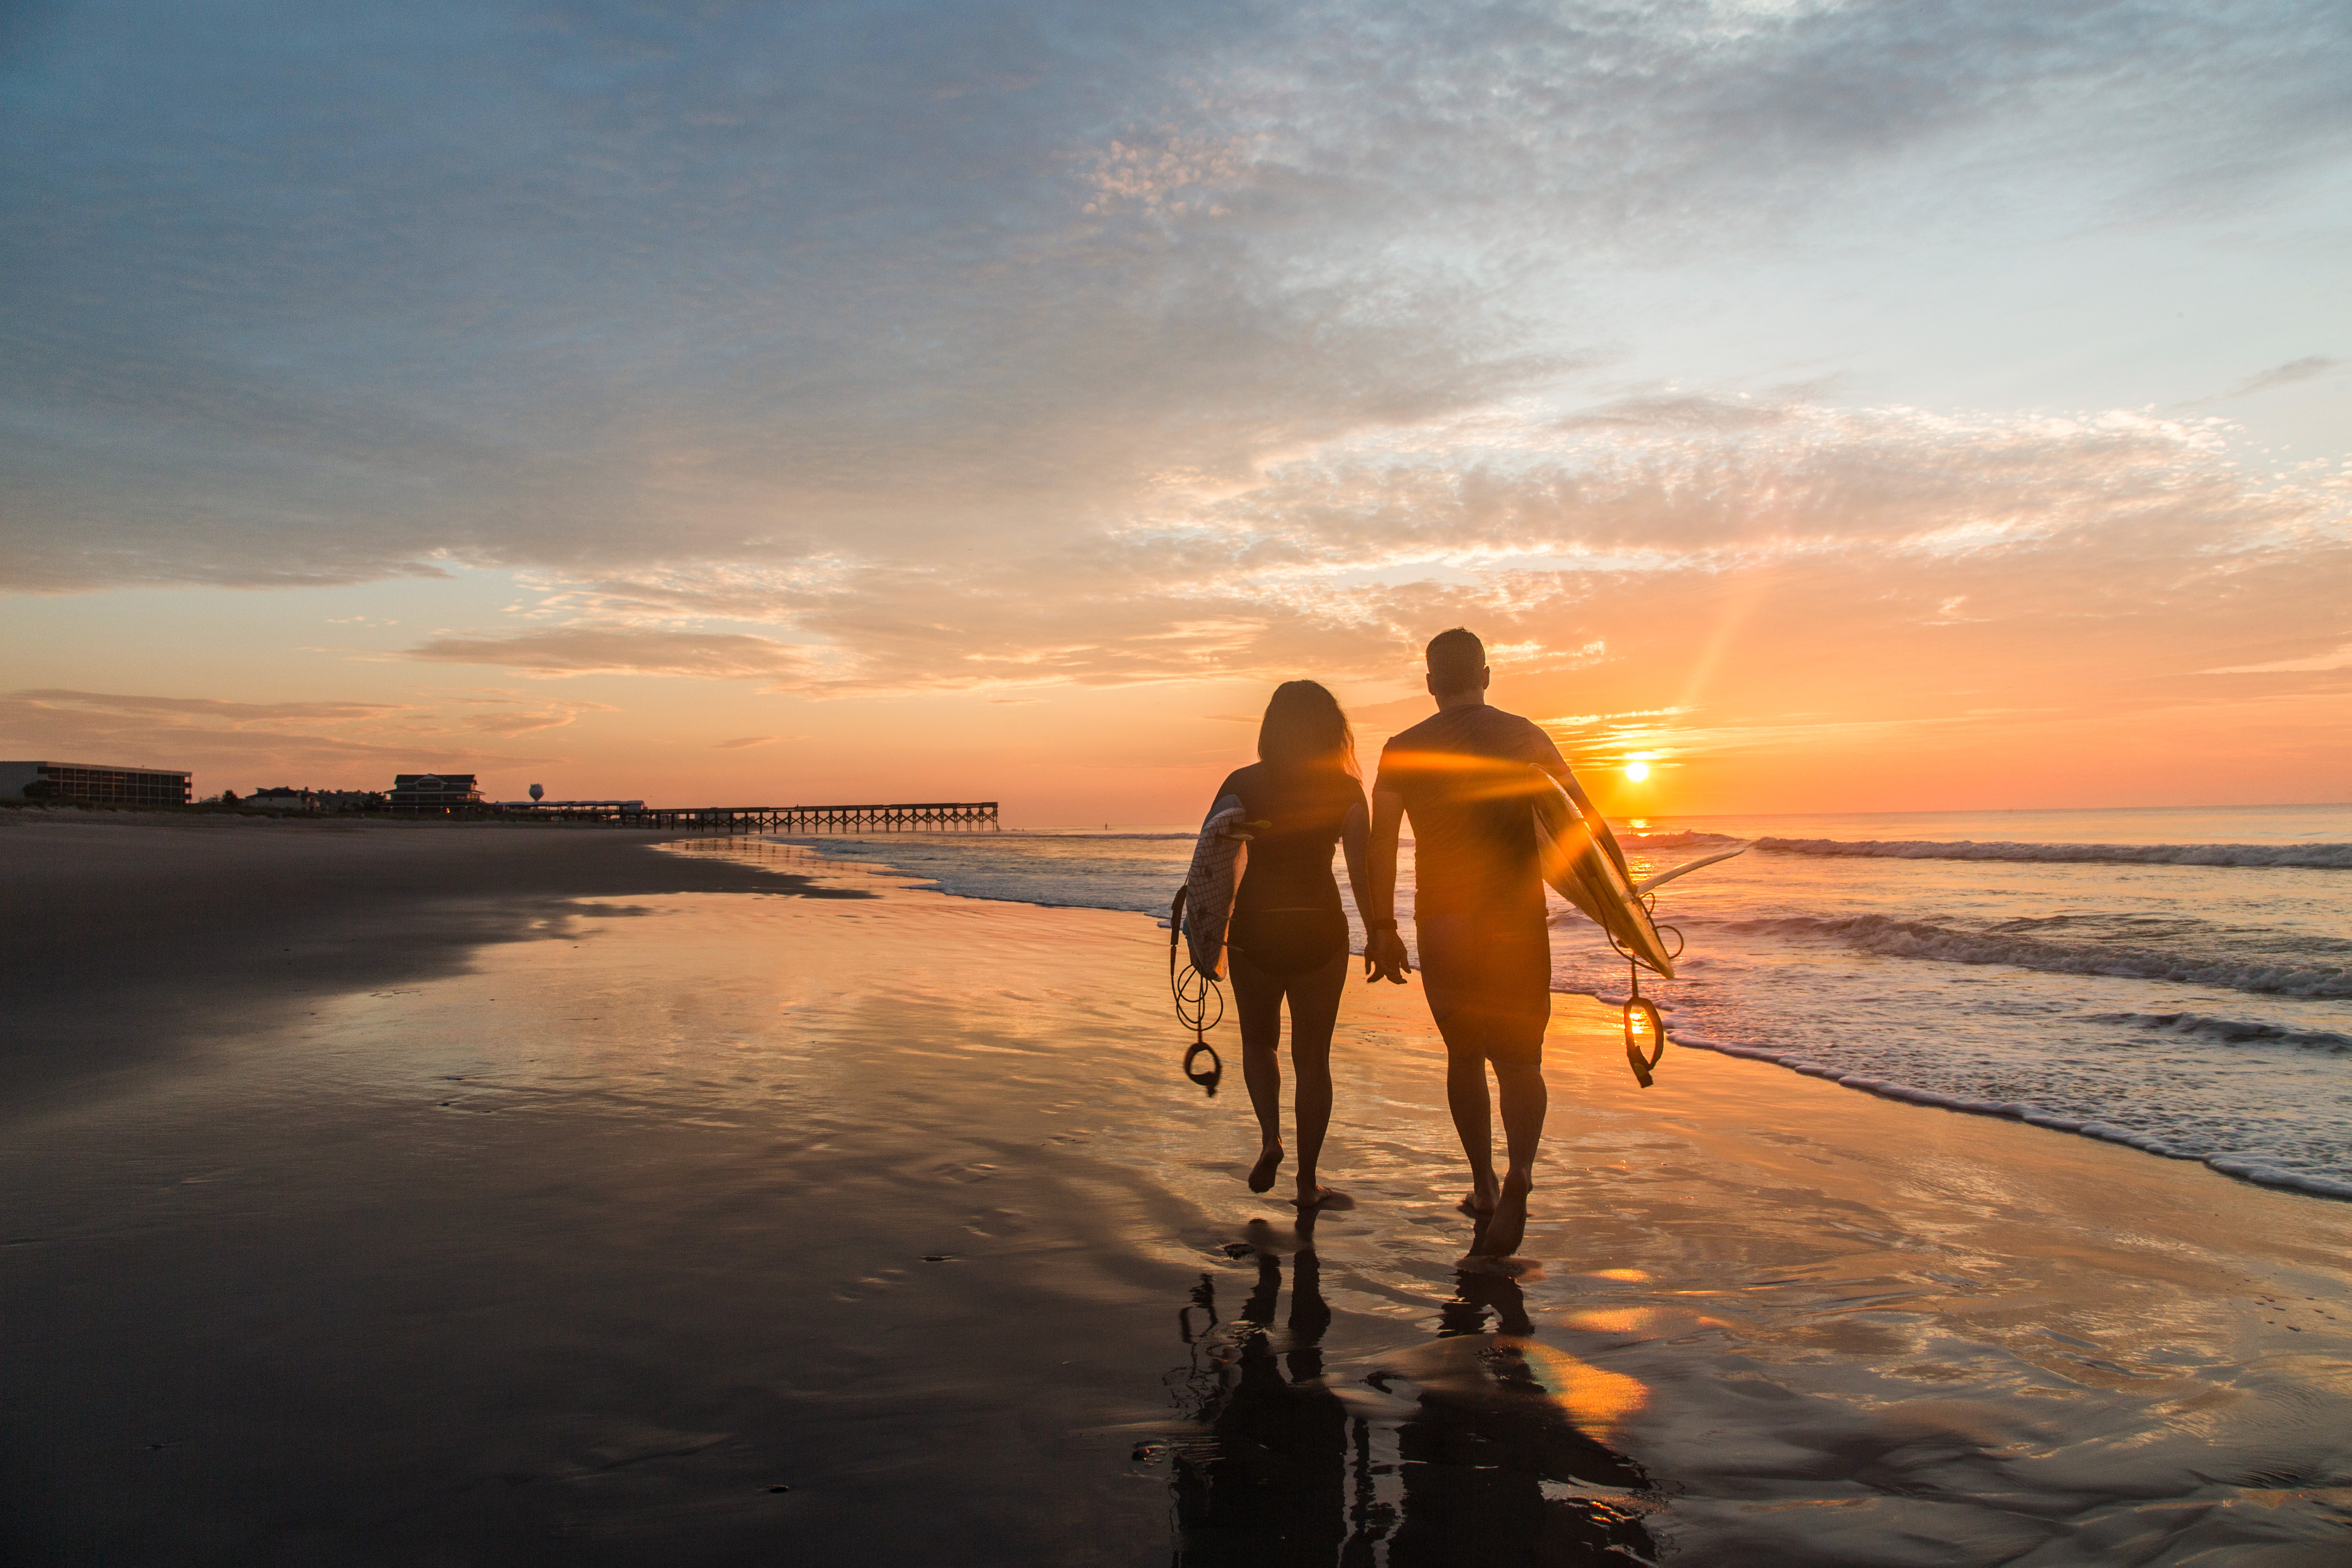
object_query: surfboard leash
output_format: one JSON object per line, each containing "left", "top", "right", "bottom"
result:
{"left": 1168, "top": 885, "right": 1225, "bottom": 1095}
{"left": 1609, "top": 896, "right": 1685, "bottom": 1089}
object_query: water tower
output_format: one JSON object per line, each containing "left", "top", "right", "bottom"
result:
{"left": 529, "top": 783, "right": 544, "bottom": 803}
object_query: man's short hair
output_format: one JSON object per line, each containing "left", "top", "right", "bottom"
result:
{"left": 1425, "top": 627, "right": 1486, "bottom": 695}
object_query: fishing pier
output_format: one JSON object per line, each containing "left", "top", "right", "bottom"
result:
{"left": 498, "top": 800, "right": 1000, "bottom": 834}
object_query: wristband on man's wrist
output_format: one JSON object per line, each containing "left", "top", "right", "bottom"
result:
{"left": 1367, "top": 917, "right": 1398, "bottom": 931}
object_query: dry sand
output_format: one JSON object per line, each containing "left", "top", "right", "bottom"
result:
{"left": 2, "top": 820, "right": 2347, "bottom": 1565}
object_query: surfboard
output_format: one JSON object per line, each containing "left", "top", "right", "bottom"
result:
{"left": 1175, "top": 802, "right": 1259, "bottom": 982}
{"left": 1531, "top": 773, "right": 1679, "bottom": 978}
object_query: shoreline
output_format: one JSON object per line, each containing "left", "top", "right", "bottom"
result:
{"left": 1674, "top": 1030, "right": 2352, "bottom": 1200}
{"left": 775, "top": 830, "right": 2352, "bottom": 1206}
{"left": 14, "top": 808, "right": 2341, "bottom": 1202}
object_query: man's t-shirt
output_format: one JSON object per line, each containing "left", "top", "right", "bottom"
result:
{"left": 1373, "top": 705, "right": 1570, "bottom": 922}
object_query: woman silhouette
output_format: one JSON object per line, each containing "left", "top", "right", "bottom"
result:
{"left": 1203, "top": 681, "right": 1372, "bottom": 1208}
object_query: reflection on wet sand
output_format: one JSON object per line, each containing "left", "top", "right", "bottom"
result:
{"left": 9, "top": 836, "right": 2351, "bottom": 1564}
{"left": 1170, "top": 1218, "right": 1659, "bottom": 1565}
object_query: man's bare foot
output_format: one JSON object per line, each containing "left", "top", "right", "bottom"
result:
{"left": 1294, "top": 1184, "right": 1353, "bottom": 1211}
{"left": 1247, "top": 1144, "right": 1285, "bottom": 1194}
{"left": 1478, "top": 1174, "right": 1532, "bottom": 1257}
{"left": 1458, "top": 1174, "right": 1500, "bottom": 1216}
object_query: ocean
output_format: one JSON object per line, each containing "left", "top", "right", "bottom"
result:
{"left": 781, "top": 803, "right": 2352, "bottom": 1199}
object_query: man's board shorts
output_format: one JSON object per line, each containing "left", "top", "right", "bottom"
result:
{"left": 1415, "top": 909, "right": 1551, "bottom": 1066}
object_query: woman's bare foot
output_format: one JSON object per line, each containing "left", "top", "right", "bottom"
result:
{"left": 1294, "top": 1184, "right": 1353, "bottom": 1210}
{"left": 1477, "top": 1173, "right": 1532, "bottom": 1257}
{"left": 1247, "top": 1144, "right": 1285, "bottom": 1194}
{"left": 1458, "top": 1173, "right": 1500, "bottom": 1216}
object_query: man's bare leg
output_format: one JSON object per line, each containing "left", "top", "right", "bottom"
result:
{"left": 1444, "top": 1050, "right": 1501, "bottom": 1214}
{"left": 1479, "top": 1061, "right": 1547, "bottom": 1256}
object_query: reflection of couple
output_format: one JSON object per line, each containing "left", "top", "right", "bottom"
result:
{"left": 1207, "top": 628, "right": 1613, "bottom": 1256}
{"left": 1171, "top": 1244, "right": 1655, "bottom": 1564}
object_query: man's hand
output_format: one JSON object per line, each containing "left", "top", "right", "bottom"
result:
{"left": 1365, "top": 927, "right": 1411, "bottom": 984}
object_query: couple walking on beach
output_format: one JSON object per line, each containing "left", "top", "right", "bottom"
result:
{"left": 1205, "top": 628, "right": 1605, "bottom": 1258}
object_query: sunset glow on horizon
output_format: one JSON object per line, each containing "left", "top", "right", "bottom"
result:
{"left": 4, "top": 2, "right": 2345, "bottom": 822}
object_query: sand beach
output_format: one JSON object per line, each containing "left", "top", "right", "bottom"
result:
{"left": 3, "top": 816, "right": 2348, "bottom": 1565}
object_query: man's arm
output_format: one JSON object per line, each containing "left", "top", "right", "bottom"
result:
{"left": 1364, "top": 788, "right": 1411, "bottom": 982}
{"left": 1534, "top": 731, "right": 1635, "bottom": 886}
{"left": 1555, "top": 766, "right": 1634, "bottom": 884}
{"left": 1340, "top": 795, "right": 1371, "bottom": 919}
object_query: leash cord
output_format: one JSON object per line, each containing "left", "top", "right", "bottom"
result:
{"left": 1605, "top": 893, "right": 1683, "bottom": 1089}
{"left": 1169, "top": 886, "right": 1225, "bottom": 1093}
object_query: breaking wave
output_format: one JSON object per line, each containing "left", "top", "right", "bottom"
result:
{"left": 1724, "top": 913, "right": 2352, "bottom": 998}
{"left": 2083, "top": 1011, "right": 2352, "bottom": 1053}
{"left": 1754, "top": 837, "right": 2352, "bottom": 869}
{"left": 1618, "top": 830, "right": 1746, "bottom": 851}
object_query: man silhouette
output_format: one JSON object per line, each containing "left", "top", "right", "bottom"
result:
{"left": 1364, "top": 629, "right": 1614, "bottom": 1257}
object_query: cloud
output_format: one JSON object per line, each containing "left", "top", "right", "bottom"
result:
{"left": 0, "top": 688, "right": 559, "bottom": 788}
{"left": 463, "top": 699, "right": 617, "bottom": 736}
{"left": 484, "top": 403, "right": 2346, "bottom": 704}
{"left": 2221, "top": 356, "right": 2343, "bottom": 401}
{"left": 2203, "top": 643, "right": 2352, "bottom": 675}
{"left": 713, "top": 735, "right": 786, "bottom": 749}
{"left": 7, "top": 689, "right": 417, "bottom": 725}
{"left": 402, "top": 626, "right": 809, "bottom": 679}
{"left": 3, "top": 0, "right": 2345, "bottom": 808}
{"left": 4, "top": 0, "right": 2344, "bottom": 593}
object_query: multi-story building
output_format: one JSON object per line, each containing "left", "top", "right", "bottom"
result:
{"left": 387, "top": 773, "right": 483, "bottom": 813}
{"left": 0, "top": 760, "right": 192, "bottom": 808}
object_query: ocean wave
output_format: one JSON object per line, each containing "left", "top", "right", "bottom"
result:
{"left": 1753, "top": 837, "right": 2352, "bottom": 869}
{"left": 1617, "top": 830, "right": 1745, "bottom": 851}
{"left": 2082, "top": 1012, "right": 2352, "bottom": 1053}
{"left": 1724, "top": 913, "right": 2352, "bottom": 998}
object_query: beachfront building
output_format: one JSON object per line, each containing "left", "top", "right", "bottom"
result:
{"left": 387, "top": 773, "right": 483, "bottom": 813}
{"left": 317, "top": 790, "right": 383, "bottom": 812}
{"left": 232, "top": 786, "right": 389, "bottom": 813}
{"left": 0, "top": 760, "right": 192, "bottom": 807}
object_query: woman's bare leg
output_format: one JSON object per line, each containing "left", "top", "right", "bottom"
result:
{"left": 1228, "top": 950, "right": 1287, "bottom": 1192}
{"left": 1283, "top": 947, "right": 1349, "bottom": 1207}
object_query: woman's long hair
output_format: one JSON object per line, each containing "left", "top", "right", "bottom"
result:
{"left": 1256, "top": 680, "right": 1359, "bottom": 778}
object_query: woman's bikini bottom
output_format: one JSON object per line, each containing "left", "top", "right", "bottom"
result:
{"left": 1227, "top": 906, "right": 1351, "bottom": 979}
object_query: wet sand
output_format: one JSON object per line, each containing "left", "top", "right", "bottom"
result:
{"left": 2, "top": 826, "right": 2347, "bottom": 1565}
{"left": 0, "top": 814, "right": 865, "bottom": 1110}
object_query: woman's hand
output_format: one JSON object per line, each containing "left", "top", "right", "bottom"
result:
{"left": 1365, "top": 927, "right": 1411, "bottom": 984}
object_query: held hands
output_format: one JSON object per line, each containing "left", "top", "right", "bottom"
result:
{"left": 1364, "top": 926, "right": 1412, "bottom": 984}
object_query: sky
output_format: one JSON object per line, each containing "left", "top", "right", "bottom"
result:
{"left": 2, "top": 0, "right": 2346, "bottom": 823}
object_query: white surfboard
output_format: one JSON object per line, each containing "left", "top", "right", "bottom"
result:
{"left": 1531, "top": 773, "right": 1679, "bottom": 978}
{"left": 1175, "top": 803, "right": 1260, "bottom": 982}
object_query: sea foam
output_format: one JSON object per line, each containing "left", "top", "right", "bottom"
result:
{"left": 1755, "top": 837, "right": 2352, "bottom": 869}
{"left": 1668, "top": 1032, "right": 2352, "bottom": 1201}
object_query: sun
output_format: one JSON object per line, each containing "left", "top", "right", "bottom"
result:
{"left": 1623, "top": 760, "right": 1650, "bottom": 782}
